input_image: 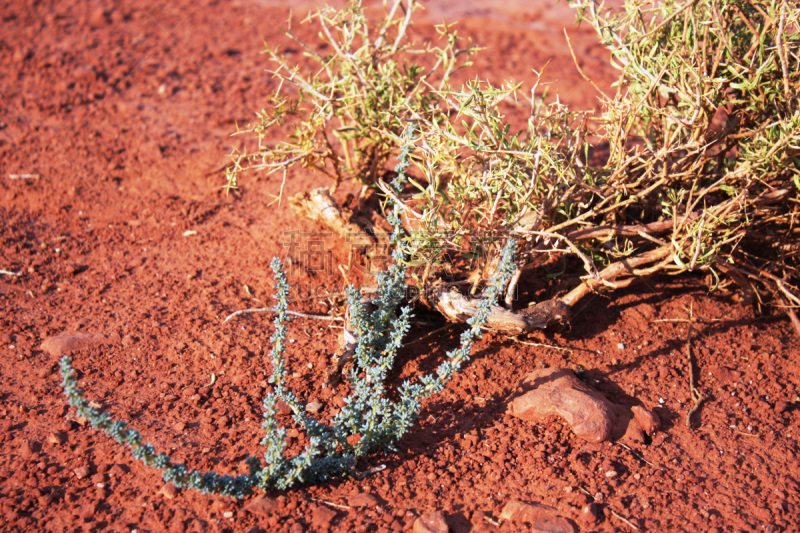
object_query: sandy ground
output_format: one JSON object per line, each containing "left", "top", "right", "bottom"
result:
{"left": 1, "top": 0, "right": 798, "bottom": 532}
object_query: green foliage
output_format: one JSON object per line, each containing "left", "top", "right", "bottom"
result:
{"left": 389, "top": 78, "right": 592, "bottom": 284}
{"left": 400, "top": 0, "right": 799, "bottom": 296}
{"left": 225, "top": 0, "right": 478, "bottom": 194}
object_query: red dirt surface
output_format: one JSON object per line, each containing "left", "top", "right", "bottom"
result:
{"left": 1, "top": 1, "right": 798, "bottom": 532}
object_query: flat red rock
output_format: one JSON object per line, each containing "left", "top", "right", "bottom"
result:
{"left": 245, "top": 496, "right": 278, "bottom": 516}
{"left": 41, "top": 331, "right": 120, "bottom": 357}
{"left": 500, "top": 500, "right": 559, "bottom": 523}
{"left": 507, "top": 367, "right": 660, "bottom": 445}
{"left": 347, "top": 492, "right": 380, "bottom": 508}
{"left": 507, "top": 368, "right": 615, "bottom": 442}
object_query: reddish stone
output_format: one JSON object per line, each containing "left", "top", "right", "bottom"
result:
{"left": 707, "top": 365, "right": 742, "bottom": 384}
{"left": 158, "top": 483, "right": 179, "bottom": 500}
{"left": 311, "top": 505, "right": 338, "bottom": 530}
{"left": 47, "top": 433, "right": 66, "bottom": 445}
{"left": 508, "top": 368, "right": 660, "bottom": 445}
{"left": 531, "top": 515, "right": 575, "bottom": 533}
{"left": 245, "top": 496, "right": 278, "bottom": 516}
{"left": 580, "top": 503, "right": 601, "bottom": 524}
{"left": 347, "top": 492, "right": 380, "bottom": 508}
{"left": 41, "top": 331, "right": 120, "bottom": 357}
{"left": 413, "top": 511, "right": 448, "bottom": 533}
{"left": 78, "top": 503, "right": 97, "bottom": 520}
{"left": 507, "top": 368, "right": 615, "bottom": 442}
{"left": 631, "top": 405, "right": 660, "bottom": 435}
{"left": 500, "top": 500, "right": 559, "bottom": 523}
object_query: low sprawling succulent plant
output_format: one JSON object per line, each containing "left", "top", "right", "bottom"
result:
{"left": 60, "top": 141, "right": 518, "bottom": 497}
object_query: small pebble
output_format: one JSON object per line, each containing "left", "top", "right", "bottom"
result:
{"left": 276, "top": 399, "right": 293, "bottom": 415}
{"left": 88, "top": 7, "right": 105, "bottom": 26}
{"left": 580, "top": 503, "right": 600, "bottom": 524}
{"left": 78, "top": 503, "right": 97, "bottom": 520}
{"left": 347, "top": 493, "right": 379, "bottom": 508}
{"left": 311, "top": 505, "right": 338, "bottom": 529}
{"left": 244, "top": 496, "right": 278, "bottom": 516}
{"left": 158, "top": 483, "right": 178, "bottom": 500}
{"left": 413, "top": 511, "right": 448, "bottom": 533}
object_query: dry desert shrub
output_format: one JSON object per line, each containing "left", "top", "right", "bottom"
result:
{"left": 227, "top": 0, "right": 800, "bottom": 333}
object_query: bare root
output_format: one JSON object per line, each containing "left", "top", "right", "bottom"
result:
{"left": 417, "top": 245, "right": 673, "bottom": 334}
{"left": 560, "top": 245, "right": 673, "bottom": 308}
{"left": 424, "top": 283, "right": 570, "bottom": 333}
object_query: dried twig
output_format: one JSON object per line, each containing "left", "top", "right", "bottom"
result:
{"left": 483, "top": 515, "right": 501, "bottom": 527}
{"left": 784, "top": 304, "right": 800, "bottom": 339}
{"left": 405, "top": 323, "right": 457, "bottom": 346}
{"left": 684, "top": 305, "right": 704, "bottom": 428}
{"left": 560, "top": 245, "right": 672, "bottom": 307}
{"left": 223, "top": 307, "right": 342, "bottom": 324}
{"left": 311, "top": 498, "right": 351, "bottom": 510}
{"left": 289, "top": 187, "right": 375, "bottom": 246}
{"left": 349, "top": 464, "right": 387, "bottom": 480}
{"left": 490, "top": 330, "right": 572, "bottom": 352}
{"left": 428, "top": 288, "right": 571, "bottom": 333}
{"left": 610, "top": 508, "right": 640, "bottom": 530}
{"left": 563, "top": 28, "right": 611, "bottom": 99}
{"left": 627, "top": 0, "right": 699, "bottom": 45}
{"left": 776, "top": 0, "right": 790, "bottom": 99}
{"left": 614, "top": 441, "right": 654, "bottom": 466}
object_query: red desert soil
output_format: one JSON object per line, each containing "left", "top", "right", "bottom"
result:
{"left": 1, "top": 1, "right": 798, "bottom": 532}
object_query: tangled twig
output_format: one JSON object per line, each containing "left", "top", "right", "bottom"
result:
{"left": 223, "top": 307, "right": 342, "bottom": 324}
{"left": 684, "top": 306, "right": 704, "bottom": 428}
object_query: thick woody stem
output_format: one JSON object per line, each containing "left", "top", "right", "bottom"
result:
{"left": 425, "top": 282, "right": 571, "bottom": 333}
{"left": 414, "top": 245, "right": 674, "bottom": 334}
{"left": 560, "top": 245, "right": 672, "bottom": 308}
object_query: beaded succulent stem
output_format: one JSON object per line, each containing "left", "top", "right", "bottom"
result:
{"left": 60, "top": 356, "right": 259, "bottom": 497}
